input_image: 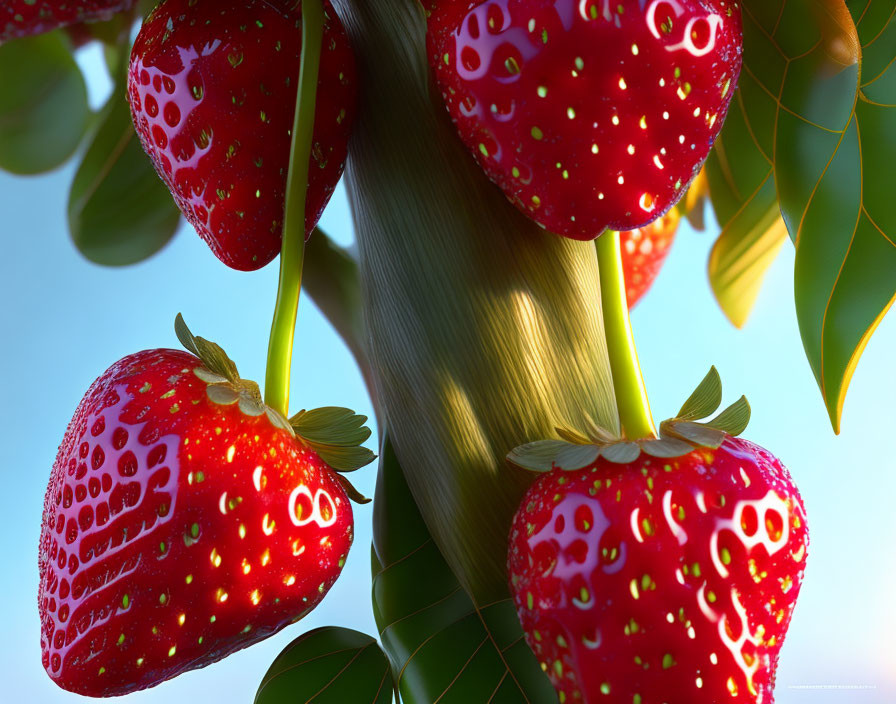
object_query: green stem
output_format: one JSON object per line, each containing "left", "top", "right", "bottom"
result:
{"left": 264, "top": 0, "right": 325, "bottom": 417}
{"left": 596, "top": 231, "right": 657, "bottom": 440}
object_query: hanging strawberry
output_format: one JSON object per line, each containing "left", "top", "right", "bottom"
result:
{"left": 507, "top": 368, "right": 808, "bottom": 703}
{"left": 426, "top": 0, "right": 742, "bottom": 238}
{"left": 0, "top": 0, "right": 136, "bottom": 42}
{"left": 128, "top": 0, "right": 357, "bottom": 271}
{"left": 38, "top": 316, "right": 374, "bottom": 696}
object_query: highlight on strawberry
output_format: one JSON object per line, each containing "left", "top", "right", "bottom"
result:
{"left": 507, "top": 369, "right": 807, "bottom": 703}
{"left": 38, "top": 316, "right": 374, "bottom": 696}
{"left": 127, "top": 0, "right": 357, "bottom": 270}
{"left": 426, "top": 0, "right": 742, "bottom": 238}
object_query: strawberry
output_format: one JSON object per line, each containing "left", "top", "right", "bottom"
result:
{"left": 426, "top": 0, "right": 742, "bottom": 238}
{"left": 127, "top": 0, "right": 357, "bottom": 271}
{"left": 507, "top": 381, "right": 807, "bottom": 704}
{"left": 621, "top": 207, "right": 680, "bottom": 308}
{"left": 0, "top": 0, "right": 135, "bottom": 43}
{"left": 38, "top": 317, "right": 374, "bottom": 696}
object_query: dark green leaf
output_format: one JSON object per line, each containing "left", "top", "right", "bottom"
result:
{"left": 68, "top": 85, "right": 179, "bottom": 266}
{"left": 0, "top": 32, "right": 89, "bottom": 174}
{"left": 730, "top": 0, "right": 896, "bottom": 431}
{"left": 676, "top": 367, "right": 723, "bottom": 421}
{"left": 373, "top": 436, "right": 556, "bottom": 703}
{"left": 255, "top": 627, "right": 393, "bottom": 704}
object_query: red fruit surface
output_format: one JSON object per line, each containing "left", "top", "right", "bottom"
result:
{"left": 427, "top": 0, "right": 742, "bottom": 238}
{"left": 508, "top": 436, "right": 808, "bottom": 703}
{"left": 621, "top": 208, "right": 680, "bottom": 308}
{"left": 39, "top": 350, "right": 353, "bottom": 696}
{"left": 0, "top": 0, "right": 135, "bottom": 42}
{"left": 128, "top": 0, "right": 357, "bottom": 271}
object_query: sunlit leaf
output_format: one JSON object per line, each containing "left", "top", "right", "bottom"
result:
{"left": 373, "top": 437, "right": 555, "bottom": 703}
{"left": 0, "top": 32, "right": 89, "bottom": 174}
{"left": 255, "top": 627, "right": 393, "bottom": 704}
{"left": 68, "top": 83, "right": 179, "bottom": 266}
{"left": 705, "top": 29, "right": 787, "bottom": 329}
{"left": 719, "top": 1, "right": 896, "bottom": 431}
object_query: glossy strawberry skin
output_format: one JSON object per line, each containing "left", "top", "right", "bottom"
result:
{"left": 427, "top": 0, "right": 742, "bottom": 238}
{"left": 39, "top": 350, "right": 353, "bottom": 696}
{"left": 128, "top": 0, "right": 357, "bottom": 271}
{"left": 621, "top": 208, "right": 680, "bottom": 308}
{"left": 508, "top": 437, "right": 808, "bottom": 703}
{"left": 0, "top": 0, "right": 135, "bottom": 42}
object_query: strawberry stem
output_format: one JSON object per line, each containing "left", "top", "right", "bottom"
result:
{"left": 264, "top": 0, "right": 325, "bottom": 417}
{"left": 596, "top": 231, "right": 657, "bottom": 440}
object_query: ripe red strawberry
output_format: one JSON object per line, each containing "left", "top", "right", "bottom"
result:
{"left": 39, "top": 320, "right": 373, "bottom": 695}
{"left": 128, "top": 0, "right": 357, "bottom": 271}
{"left": 0, "top": 0, "right": 135, "bottom": 42}
{"left": 426, "top": 0, "right": 742, "bottom": 238}
{"left": 621, "top": 208, "right": 680, "bottom": 308}
{"left": 508, "top": 436, "right": 808, "bottom": 703}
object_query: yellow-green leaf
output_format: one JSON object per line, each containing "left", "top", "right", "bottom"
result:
{"left": 705, "top": 28, "right": 787, "bottom": 329}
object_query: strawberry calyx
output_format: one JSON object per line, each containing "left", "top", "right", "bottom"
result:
{"left": 174, "top": 314, "right": 375, "bottom": 499}
{"left": 508, "top": 367, "right": 750, "bottom": 471}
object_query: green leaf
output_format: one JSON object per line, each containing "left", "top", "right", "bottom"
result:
{"left": 705, "top": 47, "right": 787, "bottom": 328}
{"left": 373, "top": 436, "right": 556, "bottom": 703}
{"left": 68, "top": 83, "right": 179, "bottom": 266}
{"left": 733, "top": 0, "right": 896, "bottom": 432}
{"left": 291, "top": 407, "right": 377, "bottom": 472}
{"left": 676, "top": 367, "right": 723, "bottom": 421}
{"left": 255, "top": 627, "right": 393, "bottom": 704}
{"left": 0, "top": 32, "right": 89, "bottom": 174}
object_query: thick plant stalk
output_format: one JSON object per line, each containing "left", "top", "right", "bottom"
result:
{"left": 334, "top": 0, "right": 617, "bottom": 602}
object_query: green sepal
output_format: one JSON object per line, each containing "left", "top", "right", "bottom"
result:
{"left": 335, "top": 473, "right": 372, "bottom": 505}
{"left": 705, "top": 396, "right": 751, "bottom": 437}
{"left": 290, "top": 407, "right": 377, "bottom": 473}
{"left": 507, "top": 440, "right": 574, "bottom": 472}
{"left": 175, "top": 313, "right": 240, "bottom": 384}
{"left": 173, "top": 314, "right": 294, "bottom": 433}
{"left": 508, "top": 367, "right": 751, "bottom": 471}
{"left": 676, "top": 366, "right": 723, "bottom": 420}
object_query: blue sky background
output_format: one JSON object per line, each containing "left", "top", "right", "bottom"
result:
{"left": 1, "top": 44, "right": 894, "bottom": 703}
